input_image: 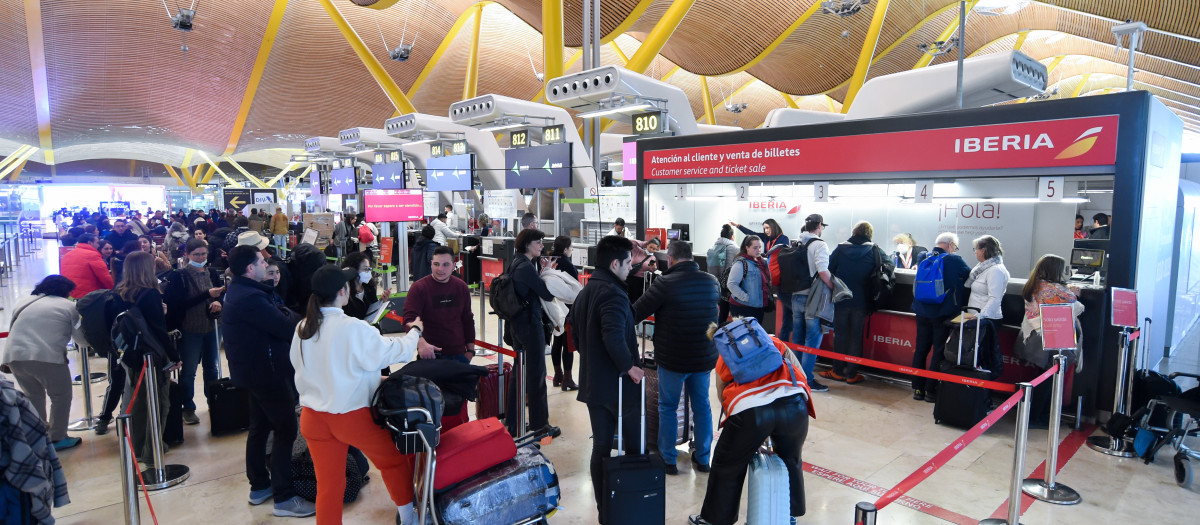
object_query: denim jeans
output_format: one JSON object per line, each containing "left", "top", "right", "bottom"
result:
{"left": 790, "top": 293, "right": 825, "bottom": 383}
{"left": 656, "top": 367, "right": 713, "bottom": 465}
{"left": 178, "top": 329, "right": 219, "bottom": 411}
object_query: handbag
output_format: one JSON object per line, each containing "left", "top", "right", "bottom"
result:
{"left": 868, "top": 244, "right": 894, "bottom": 308}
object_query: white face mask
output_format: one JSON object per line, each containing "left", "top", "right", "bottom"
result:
{"left": 355, "top": 291, "right": 365, "bottom": 300}
{"left": 358, "top": 271, "right": 371, "bottom": 283}
{"left": 896, "top": 244, "right": 910, "bottom": 255}
{"left": 189, "top": 259, "right": 206, "bottom": 268}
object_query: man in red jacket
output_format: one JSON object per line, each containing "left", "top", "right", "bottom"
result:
{"left": 60, "top": 233, "right": 114, "bottom": 298}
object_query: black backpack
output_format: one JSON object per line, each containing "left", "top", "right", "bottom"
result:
{"left": 76, "top": 289, "right": 118, "bottom": 357}
{"left": 777, "top": 238, "right": 821, "bottom": 293}
{"left": 111, "top": 293, "right": 175, "bottom": 368}
{"left": 371, "top": 373, "right": 444, "bottom": 454}
{"left": 488, "top": 263, "right": 528, "bottom": 321}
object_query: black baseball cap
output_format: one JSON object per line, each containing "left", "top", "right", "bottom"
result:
{"left": 805, "top": 214, "right": 828, "bottom": 226}
{"left": 311, "top": 265, "right": 350, "bottom": 301}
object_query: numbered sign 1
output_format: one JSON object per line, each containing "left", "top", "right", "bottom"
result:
{"left": 1038, "top": 176, "right": 1064, "bottom": 201}
{"left": 813, "top": 182, "right": 829, "bottom": 203}
{"left": 914, "top": 180, "right": 934, "bottom": 203}
{"left": 676, "top": 184, "right": 687, "bottom": 200}
{"left": 735, "top": 183, "right": 749, "bottom": 201}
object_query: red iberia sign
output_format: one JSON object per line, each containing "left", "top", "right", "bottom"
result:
{"left": 643, "top": 115, "right": 1118, "bottom": 180}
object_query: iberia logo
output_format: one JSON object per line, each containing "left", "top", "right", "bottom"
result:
{"left": 787, "top": 205, "right": 801, "bottom": 215}
{"left": 1054, "top": 127, "right": 1103, "bottom": 160}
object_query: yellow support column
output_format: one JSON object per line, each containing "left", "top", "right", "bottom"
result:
{"left": 913, "top": 0, "right": 978, "bottom": 69}
{"left": 1069, "top": 73, "right": 1092, "bottom": 98}
{"left": 542, "top": 0, "right": 564, "bottom": 92}
{"left": 609, "top": 41, "right": 630, "bottom": 65}
{"left": 200, "top": 164, "right": 217, "bottom": 185}
{"left": 163, "top": 165, "right": 188, "bottom": 187}
{"left": 699, "top": 77, "right": 716, "bottom": 124}
{"left": 265, "top": 163, "right": 299, "bottom": 188}
{"left": 625, "top": 0, "right": 696, "bottom": 74}
{"left": 781, "top": 92, "right": 799, "bottom": 109}
{"left": 842, "top": 0, "right": 893, "bottom": 112}
{"left": 223, "top": 0, "right": 290, "bottom": 156}
{"left": 223, "top": 156, "right": 269, "bottom": 188}
{"left": 463, "top": 4, "right": 484, "bottom": 100}
{"left": 1013, "top": 30, "right": 1029, "bottom": 51}
{"left": 25, "top": 0, "right": 54, "bottom": 164}
{"left": 0, "top": 146, "right": 31, "bottom": 174}
{"left": 317, "top": 0, "right": 416, "bottom": 114}
{"left": 0, "top": 147, "right": 37, "bottom": 181}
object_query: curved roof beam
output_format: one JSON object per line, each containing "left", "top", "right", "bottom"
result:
{"left": 223, "top": 0, "right": 291, "bottom": 156}
{"left": 318, "top": 0, "right": 416, "bottom": 114}
{"left": 406, "top": 2, "right": 494, "bottom": 99}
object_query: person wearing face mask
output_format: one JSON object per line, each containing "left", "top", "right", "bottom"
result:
{"left": 340, "top": 251, "right": 389, "bottom": 321}
{"left": 163, "top": 238, "right": 225, "bottom": 426}
{"left": 891, "top": 233, "right": 928, "bottom": 270}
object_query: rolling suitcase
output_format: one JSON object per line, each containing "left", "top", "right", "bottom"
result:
{"left": 643, "top": 358, "right": 693, "bottom": 452}
{"left": 437, "top": 446, "right": 560, "bottom": 525}
{"left": 207, "top": 320, "right": 250, "bottom": 435}
{"left": 476, "top": 362, "right": 511, "bottom": 421}
{"left": 434, "top": 417, "right": 518, "bottom": 491}
{"left": 747, "top": 445, "right": 790, "bottom": 525}
{"left": 600, "top": 375, "right": 666, "bottom": 525}
{"left": 933, "top": 307, "right": 992, "bottom": 429}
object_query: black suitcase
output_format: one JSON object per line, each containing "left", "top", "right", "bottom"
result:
{"left": 933, "top": 307, "right": 992, "bottom": 429}
{"left": 163, "top": 370, "right": 185, "bottom": 444}
{"left": 600, "top": 375, "right": 666, "bottom": 525}
{"left": 207, "top": 321, "right": 250, "bottom": 436}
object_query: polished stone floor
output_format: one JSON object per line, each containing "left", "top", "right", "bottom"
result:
{"left": 2, "top": 239, "right": 1198, "bottom": 524}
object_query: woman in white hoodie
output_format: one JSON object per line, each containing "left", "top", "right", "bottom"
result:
{"left": 291, "top": 265, "right": 426, "bottom": 525}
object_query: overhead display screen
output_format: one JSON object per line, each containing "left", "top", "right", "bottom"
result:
{"left": 425, "top": 154, "right": 474, "bottom": 192}
{"left": 504, "top": 143, "right": 572, "bottom": 189}
{"left": 311, "top": 168, "right": 325, "bottom": 195}
{"left": 329, "top": 167, "right": 357, "bottom": 194}
{"left": 364, "top": 189, "right": 424, "bottom": 222}
{"left": 373, "top": 162, "right": 406, "bottom": 190}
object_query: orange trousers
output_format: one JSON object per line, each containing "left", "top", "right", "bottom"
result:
{"left": 300, "top": 407, "right": 414, "bottom": 525}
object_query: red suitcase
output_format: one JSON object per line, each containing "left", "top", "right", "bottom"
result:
{"left": 475, "top": 362, "right": 511, "bottom": 420}
{"left": 434, "top": 417, "right": 517, "bottom": 491}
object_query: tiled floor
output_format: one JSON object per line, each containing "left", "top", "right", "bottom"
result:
{"left": 3, "top": 239, "right": 1199, "bottom": 524}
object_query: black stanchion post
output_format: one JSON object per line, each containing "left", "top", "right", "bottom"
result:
{"left": 1087, "top": 326, "right": 1137, "bottom": 457}
{"left": 1023, "top": 354, "right": 1082, "bottom": 504}
{"left": 854, "top": 502, "right": 877, "bottom": 525}
{"left": 981, "top": 382, "right": 1032, "bottom": 525}
{"left": 139, "top": 354, "right": 190, "bottom": 490}
{"left": 115, "top": 415, "right": 141, "bottom": 525}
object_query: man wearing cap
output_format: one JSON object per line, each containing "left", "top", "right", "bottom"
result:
{"left": 789, "top": 214, "right": 834, "bottom": 393}
{"left": 239, "top": 231, "right": 294, "bottom": 308}
{"left": 221, "top": 244, "right": 313, "bottom": 516}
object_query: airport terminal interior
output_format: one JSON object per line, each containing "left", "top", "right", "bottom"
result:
{"left": 2, "top": 0, "right": 1200, "bottom": 524}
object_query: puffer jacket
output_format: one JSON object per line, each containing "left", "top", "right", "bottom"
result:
{"left": 60, "top": 243, "right": 115, "bottom": 298}
{"left": 829, "top": 235, "right": 894, "bottom": 310}
{"left": 633, "top": 260, "right": 720, "bottom": 373}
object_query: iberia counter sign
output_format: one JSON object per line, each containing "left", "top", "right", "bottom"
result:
{"left": 643, "top": 115, "right": 1118, "bottom": 179}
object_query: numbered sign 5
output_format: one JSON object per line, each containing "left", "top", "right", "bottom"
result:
{"left": 1038, "top": 176, "right": 1064, "bottom": 201}
{"left": 914, "top": 180, "right": 934, "bottom": 203}
{"left": 813, "top": 182, "right": 829, "bottom": 203}
{"left": 735, "top": 183, "right": 749, "bottom": 201}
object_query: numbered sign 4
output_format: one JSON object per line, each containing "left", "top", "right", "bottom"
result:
{"left": 914, "top": 180, "right": 933, "bottom": 203}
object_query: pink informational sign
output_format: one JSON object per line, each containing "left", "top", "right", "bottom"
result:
{"left": 623, "top": 140, "right": 637, "bottom": 181}
{"left": 364, "top": 189, "right": 424, "bottom": 222}
{"left": 1111, "top": 287, "right": 1138, "bottom": 328}
{"left": 1039, "top": 304, "right": 1078, "bottom": 350}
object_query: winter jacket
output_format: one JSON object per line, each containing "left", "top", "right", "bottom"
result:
{"left": 829, "top": 235, "right": 894, "bottom": 311}
{"left": 705, "top": 237, "right": 739, "bottom": 279}
{"left": 632, "top": 260, "right": 720, "bottom": 373}
{"left": 735, "top": 225, "right": 790, "bottom": 255}
{"left": 966, "top": 256, "right": 1009, "bottom": 320}
{"left": 221, "top": 276, "right": 302, "bottom": 390}
{"left": 162, "top": 266, "right": 223, "bottom": 331}
{"left": 2, "top": 295, "right": 83, "bottom": 365}
{"left": 430, "top": 219, "right": 460, "bottom": 246}
{"left": 539, "top": 268, "right": 583, "bottom": 335}
{"left": 286, "top": 243, "right": 326, "bottom": 309}
{"left": 270, "top": 212, "right": 290, "bottom": 235}
{"left": 60, "top": 244, "right": 115, "bottom": 298}
{"left": 910, "top": 247, "right": 972, "bottom": 319}
{"left": 727, "top": 255, "right": 770, "bottom": 308}
{"left": 410, "top": 237, "right": 438, "bottom": 281}
{"left": 572, "top": 268, "right": 638, "bottom": 407}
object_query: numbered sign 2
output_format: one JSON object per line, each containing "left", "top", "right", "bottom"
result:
{"left": 735, "top": 183, "right": 749, "bottom": 201}
{"left": 914, "top": 180, "right": 933, "bottom": 203}
{"left": 813, "top": 182, "right": 829, "bottom": 203}
{"left": 1038, "top": 177, "right": 1064, "bottom": 201}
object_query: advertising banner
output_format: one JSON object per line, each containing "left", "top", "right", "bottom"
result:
{"left": 505, "top": 143, "right": 572, "bottom": 189}
{"left": 380, "top": 237, "right": 394, "bottom": 266}
{"left": 364, "top": 189, "right": 424, "bottom": 222}
{"left": 643, "top": 115, "right": 1119, "bottom": 180}
{"left": 251, "top": 189, "right": 277, "bottom": 209}
{"left": 426, "top": 154, "right": 473, "bottom": 192}
{"left": 311, "top": 169, "right": 324, "bottom": 195}
{"left": 330, "top": 167, "right": 357, "bottom": 195}
{"left": 373, "top": 163, "right": 406, "bottom": 190}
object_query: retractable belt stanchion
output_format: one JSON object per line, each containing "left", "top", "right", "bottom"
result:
{"left": 980, "top": 382, "right": 1033, "bottom": 525}
{"left": 1087, "top": 326, "right": 1138, "bottom": 457}
{"left": 140, "top": 354, "right": 190, "bottom": 490}
{"left": 68, "top": 344, "right": 99, "bottom": 431}
{"left": 1022, "top": 353, "right": 1082, "bottom": 504}
{"left": 115, "top": 415, "right": 141, "bottom": 525}
{"left": 476, "top": 283, "right": 492, "bottom": 357}
{"left": 854, "top": 502, "right": 877, "bottom": 525}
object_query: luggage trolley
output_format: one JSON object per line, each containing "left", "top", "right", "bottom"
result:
{"left": 1132, "top": 372, "right": 1200, "bottom": 488}
{"left": 376, "top": 405, "right": 442, "bottom": 525}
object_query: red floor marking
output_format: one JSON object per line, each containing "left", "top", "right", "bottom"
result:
{"left": 987, "top": 425, "right": 1096, "bottom": 520}
{"left": 803, "top": 462, "right": 979, "bottom": 525}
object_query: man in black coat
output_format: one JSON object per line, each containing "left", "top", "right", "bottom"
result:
{"left": 822, "top": 221, "right": 895, "bottom": 385}
{"left": 220, "top": 245, "right": 313, "bottom": 516}
{"left": 633, "top": 241, "right": 719, "bottom": 475}
{"left": 572, "top": 235, "right": 645, "bottom": 515}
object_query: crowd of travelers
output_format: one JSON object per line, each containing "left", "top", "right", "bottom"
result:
{"left": 0, "top": 204, "right": 1090, "bottom": 525}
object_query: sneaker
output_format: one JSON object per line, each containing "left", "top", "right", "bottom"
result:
{"left": 819, "top": 370, "right": 846, "bottom": 382}
{"left": 94, "top": 418, "right": 111, "bottom": 436}
{"left": 913, "top": 390, "right": 925, "bottom": 401}
{"left": 664, "top": 463, "right": 679, "bottom": 475}
{"left": 925, "top": 391, "right": 938, "bottom": 403}
{"left": 689, "top": 515, "right": 714, "bottom": 525}
{"left": 844, "top": 374, "right": 865, "bottom": 384}
{"left": 808, "top": 380, "right": 830, "bottom": 393}
{"left": 272, "top": 496, "right": 316, "bottom": 517}
{"left": 182, "top": 410, "right": 201, "bottom": 425}
{"left": 248, "top": 488, "right": 273, "bottom": 505}
{"left": 52, "top": 437, "right": 82, "bottom": 451}
{"left": 690, "top": 455, "right": 710, "bottom": 473}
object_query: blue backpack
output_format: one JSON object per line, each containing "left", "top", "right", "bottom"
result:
{"left": 913, "top": 252, "right": 948, "bottom": 304}
{"left": 713, "top": 318, "right": 783, "bottom": 384}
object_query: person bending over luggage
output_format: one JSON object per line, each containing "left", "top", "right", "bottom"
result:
{"left": 0, "top": 275, "right": 86, "bottom": 450}
{"left": 910, "top": 232, "right": 971, "bottom": 403}
{"left": 505, "top": 229, "right": 561, "bottom": 440}
{"left": 221, "top": 245, "right": 314, "bottom": 517}
{"left": 632, "top": 241, "right": 719, "bottom": 475}
{"left": 726, "top": 235, "right": 771, "bottom": 323}
{"left": 163, "top": 238, "right": 224, "bottom": 427}
{"left": 290, "top": 265, "right": 426, "bottom": 525}
{"left": 821, "top": 221, "right": 894, "bottom": 385}
{"left": 965, "top": 235, "right": 1009, "bottom": 321}
{"left": 571, "top": 235, "right": 645, "bottom": 521}
{"left": 690, "top": 336, "right": 814, "bottom": 525}
{"left": 1018, "top": 254, "right": 1083, "bottom": 428}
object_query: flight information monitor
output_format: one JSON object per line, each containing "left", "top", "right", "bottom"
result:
{"left": 504, "top": 143, "right": 571, "bottom": 189}
{"left": 425, "top": 154, "right": 474, "bottom": 192}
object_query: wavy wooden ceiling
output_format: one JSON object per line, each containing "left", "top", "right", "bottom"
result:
{"left": 1, "top": 0, "right": 1198, "bottom": 169}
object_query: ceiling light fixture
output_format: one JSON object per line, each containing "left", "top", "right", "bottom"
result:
{"left": 577, "top": 103, "right": 653, "bottom": 119}
{"left": 972, "top": 0, "right": 1031, "bottom": 16}
{"left": 821, "top": 0, "right": 871, "bottom": 18}
{"left": 917, "top": 35, "right": 959, "bottom": 58}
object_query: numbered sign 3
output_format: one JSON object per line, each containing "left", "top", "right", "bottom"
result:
{"left": 813, "top": 182, "right": 829, "bottom": 203}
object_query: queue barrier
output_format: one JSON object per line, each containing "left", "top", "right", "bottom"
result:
{"left": 778, "top": 339, "right": 1018, "bottom": 393}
